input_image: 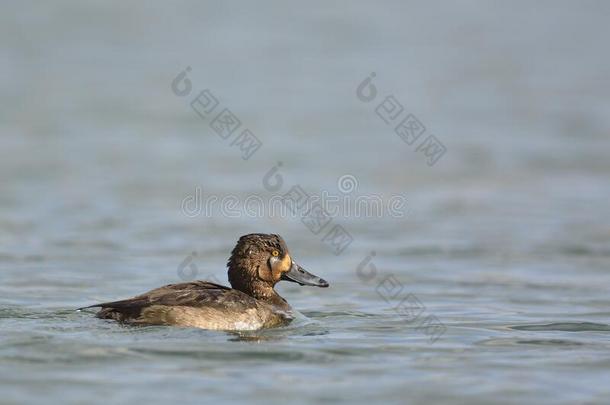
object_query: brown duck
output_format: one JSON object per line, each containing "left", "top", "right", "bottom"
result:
{"left": 80, "top": 234, "right": 329, "bottom": 330}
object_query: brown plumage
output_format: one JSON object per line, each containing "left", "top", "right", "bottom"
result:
{"left": 81, "top": 234, "right": 329, "bottom": 330}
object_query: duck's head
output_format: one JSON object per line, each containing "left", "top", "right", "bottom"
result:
{"left": 227, "top": 233, "right": 328, "bottom": 298}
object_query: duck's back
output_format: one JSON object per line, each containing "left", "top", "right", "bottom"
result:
{"left": 88, "top": 281, "right": 292, "bottom": 330}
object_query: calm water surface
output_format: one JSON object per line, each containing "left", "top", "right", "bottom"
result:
{"left": 2, "top": 2, "right": 610, "bottom": 404}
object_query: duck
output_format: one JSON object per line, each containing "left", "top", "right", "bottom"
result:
{"left": 80, "top": 233, "right": 329, "bottom": 330}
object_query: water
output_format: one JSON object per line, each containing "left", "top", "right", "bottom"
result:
{"left": 2, "top": 1, "right": 610, "bottom": 404}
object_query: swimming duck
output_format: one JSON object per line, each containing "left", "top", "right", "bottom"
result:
{"left": 80, "top": 233, "right": 329, "bottom": 330}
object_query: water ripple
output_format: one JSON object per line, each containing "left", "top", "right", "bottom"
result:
{"left": 509, "top": 322, "right": 610, "bottom": 332}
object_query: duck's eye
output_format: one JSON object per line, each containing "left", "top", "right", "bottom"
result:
{"left": 272, "top": 250, "right": 279, "bottom": 257}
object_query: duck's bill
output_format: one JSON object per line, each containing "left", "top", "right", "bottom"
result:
{"left": 282, "top": 262, "right": 329, "bottom": 287}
